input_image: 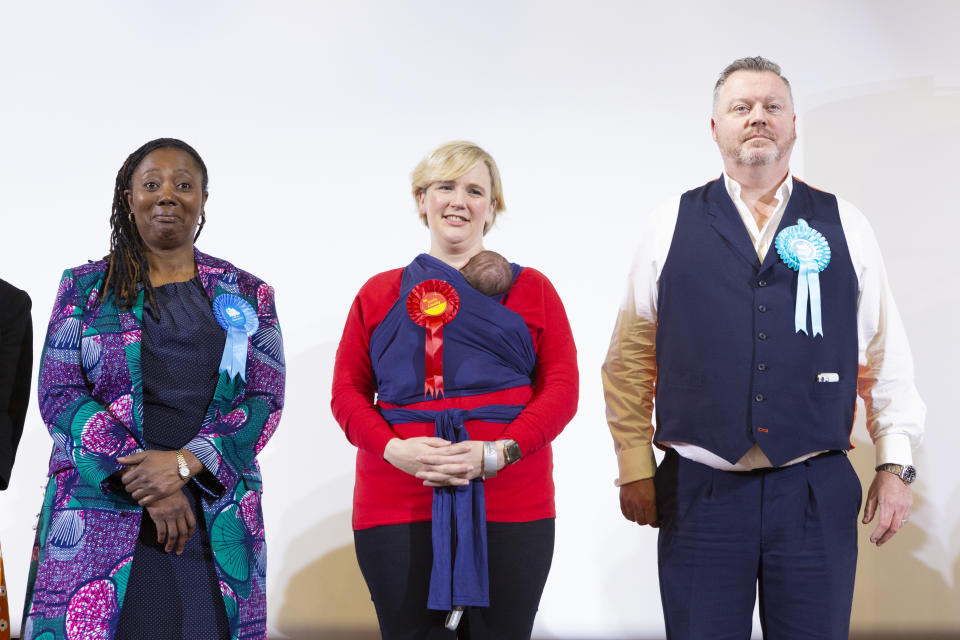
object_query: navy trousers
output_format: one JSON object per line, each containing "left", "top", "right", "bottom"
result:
{"left": 655, "top": 449, "right": 861, "bottom": 640}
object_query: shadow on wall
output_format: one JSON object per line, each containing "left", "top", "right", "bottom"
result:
{"left": 273, "top": 509, "right": 380, "bottom": 639}
{"left": 262, "top": 338, "right": 380, "bottom": 638}
{"left": 801, "top": 76, "right": 960, "bottom": 292}
{"left": 803, "top": 77, "right": 960, "bottom": 636}
{"left": 849, "top": 436, "right": 960, "bottom": 636}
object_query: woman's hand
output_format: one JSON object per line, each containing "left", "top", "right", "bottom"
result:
{"left": 384, "top": 437, "right": 473, "bottom": 486}
{"left": 415, "top": 440, "right": 485, "bottom": 487}
{"left": 413, "top": 440, "right": 508, "bottom": 487}
{"left": 118, "top": 450, "right": 188, "bottom": 506}
{"left": 145, "top": 490, "right": 196, "bottom": 555}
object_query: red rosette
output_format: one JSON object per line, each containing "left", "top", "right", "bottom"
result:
{"left": 407, "top": 279, "right": 460, "bottom": 398}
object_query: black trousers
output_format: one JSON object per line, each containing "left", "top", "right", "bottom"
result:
{"left": 354, "top": 519, "right": 555, "bottom": 640}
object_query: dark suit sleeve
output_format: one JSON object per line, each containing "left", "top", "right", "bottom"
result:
{"left": 0, "top": 281, "right": 33, "bottom": 489}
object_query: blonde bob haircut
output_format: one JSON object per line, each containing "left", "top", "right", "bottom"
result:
{"left": 411, "top": 141, "right": 506, "bottom": 235}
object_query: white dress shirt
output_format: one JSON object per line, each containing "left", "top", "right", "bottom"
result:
{"left": 602, "top": 173, "right": 925, "bottom": 485}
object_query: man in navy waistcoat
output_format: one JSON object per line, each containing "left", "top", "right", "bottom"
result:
{"left": 602, "top": 56, "right": 925, "bottom": 639}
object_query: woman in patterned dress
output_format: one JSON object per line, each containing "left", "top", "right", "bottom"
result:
{"left": 21, "top": 138, "right": 285, "bottom": 640}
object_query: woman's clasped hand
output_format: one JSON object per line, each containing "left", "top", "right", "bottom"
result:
{"left": 385, "top": 437, "right": 504, "bottom": 487}
{"left": 116, "top": 449, "right": 198, "bottom": 505}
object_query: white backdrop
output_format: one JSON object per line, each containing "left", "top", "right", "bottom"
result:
{"left": 1, "top": 1, "right": 958, "bottom": 638}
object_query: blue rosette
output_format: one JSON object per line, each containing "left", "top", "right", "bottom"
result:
{"left": 775, "top": 218, "right": 831, "bottom": 336}
{"left": 212, "top": 294, "right": 259, "bottom": 381}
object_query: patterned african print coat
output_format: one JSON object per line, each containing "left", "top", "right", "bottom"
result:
{"left": 21, "top": 249, "right": 285, "bottom": 640}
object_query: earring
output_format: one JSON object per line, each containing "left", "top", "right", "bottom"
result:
{"left": 194, "top": 211, "right": 206, "bottom": 242}
{"left": 128, "top": 211, "right": 135, "bottom": 224}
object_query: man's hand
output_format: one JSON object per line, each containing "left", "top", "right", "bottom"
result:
{"left": 620, "top": 478, "right": 658, "bottom": 527}
{"left": 862, "top": 470, "right": 913, "bottom": 546}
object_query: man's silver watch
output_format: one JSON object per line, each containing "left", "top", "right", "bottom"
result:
{"left": 875, "top": 463, "right": 917, "bottom": 485}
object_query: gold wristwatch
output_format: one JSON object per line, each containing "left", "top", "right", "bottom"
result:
{"left": 176, "top": 450, "right": 191, "bottom": 480}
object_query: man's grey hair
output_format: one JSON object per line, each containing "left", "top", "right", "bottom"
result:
{"left": 713, "top": 56, "right": 793, "bottom": 113}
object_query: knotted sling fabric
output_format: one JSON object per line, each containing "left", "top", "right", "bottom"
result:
{"left": 381, "top": 405, "right": 524, "bottom": 611}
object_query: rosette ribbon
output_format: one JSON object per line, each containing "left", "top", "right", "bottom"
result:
{"left": 407, "top": 280, "right": 460, "bottom": 398}
{"left": 774, "top": 218, "right": 831, "bottom": 336}
{"left": 212, "top": 294, "right": 259, "bottom": 381}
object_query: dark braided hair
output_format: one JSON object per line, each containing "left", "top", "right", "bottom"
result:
{"left": 103, "top": 138, "right": 209, "bottom": 316}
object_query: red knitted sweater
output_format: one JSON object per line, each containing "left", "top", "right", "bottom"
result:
{"left": 331, "top": 265, "right": 578, "bottom": 529}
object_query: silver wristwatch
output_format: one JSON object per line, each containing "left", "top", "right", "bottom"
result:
{"left": 875, "top": 463, "right": 917, "bottom": 485}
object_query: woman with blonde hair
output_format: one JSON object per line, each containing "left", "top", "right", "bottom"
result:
{"left": 332, "top": 141, "right": 578, "bottom": 639}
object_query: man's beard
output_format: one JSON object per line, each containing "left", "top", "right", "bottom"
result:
{"left": 723, "top": 129, "right": 797, "bottom": 166}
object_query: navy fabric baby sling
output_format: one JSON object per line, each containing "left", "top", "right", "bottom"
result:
{"left": 370, "top": 254, "right": 536, "bottom": 611}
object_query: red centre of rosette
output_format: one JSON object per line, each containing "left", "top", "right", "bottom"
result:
{"left": 407, "top": 279, "right": 460, "bottom": 398}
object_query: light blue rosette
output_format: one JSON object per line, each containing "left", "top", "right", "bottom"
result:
{"left": 213, "top": 294, "right": 259, "bottom": 381}
{"left": 775, "top": 218, "right": 831, "bottom": 336}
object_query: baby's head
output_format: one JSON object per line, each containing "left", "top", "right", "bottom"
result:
{"left": 461, "top": 251, "right": 512, "bottom": 296}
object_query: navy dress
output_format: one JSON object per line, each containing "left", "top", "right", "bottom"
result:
{"left": 115, "top": 277, "right": 231, "bottom": 640}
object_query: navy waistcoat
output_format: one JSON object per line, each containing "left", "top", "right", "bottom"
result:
{"left": 654, "top": 177, "right": 859, "bottom": 465}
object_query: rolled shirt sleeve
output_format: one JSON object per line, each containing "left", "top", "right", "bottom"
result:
{"left": 602, "top": 198, "right": 679, "bottom": 485}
